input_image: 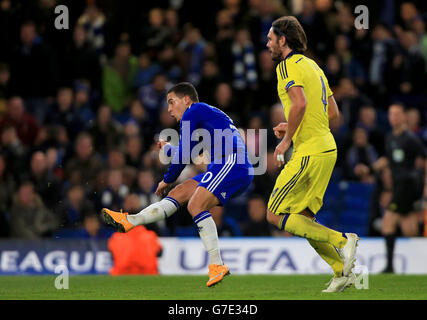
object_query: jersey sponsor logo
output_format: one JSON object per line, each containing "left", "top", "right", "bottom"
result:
{"left": 221, "top": 192, "right": 227, "bottom": 199}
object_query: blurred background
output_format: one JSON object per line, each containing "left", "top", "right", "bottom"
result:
{"left": 0, "top": 0, "right": 426, "bottom": 275}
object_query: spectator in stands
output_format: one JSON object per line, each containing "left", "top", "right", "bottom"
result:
{"left": 177, "top": 26, "right": 206, "bottom": 86}
{"left": 0, "top": 63, "right": 11, "bottom": 112}
{"left": 0, "top": 125, "right": 28, "bottom": 179}
{"left": 242, "top": 195, "right": 272, "bottom": 236}
{"left": 135, "top": 169, "right": 160, "bottom": 208}
{"left": 410, "top": 17, "right": 427, "bottom": 70}
{"left": 157, "top": 44, "right": 182, "bottom": 83}
{"left": 73, "top": 80, "right": 95, "bottom": 125}
{"left": 356, "top": 105, "right": 385, "bottom": 156}
{"left": 0, "top": 152, "right": 15, "bottom": 214}
{"left": 334, "top": 78, "right": 372, "bottom": 128}
{"left": 256, "top": 50, "right": 277, "bottom": 108}
{"left": 8, "top": 20, "right": 56, "bottom": 105}
{"left": 132, "top": 52, "right": 162, "bottom": 89}
{"left": 214, "top": 82, "right": 241, "bottom": 126}
{"left": 369, "top": 23, "right": 400, "bottom": 103}
{"left": 197, "top": 58, "right": 221, "bottom": 105}
{"left": 125, "top": 134, "right": 143, "bottom": 169}
{"left": 62, "top": 24, "right": 102, "bottom": 92}
{"left": 65, "top": 132, "right": 104, "bottom": 190}
{"left": 46, "top": 87, "right": 86, "bottom": 141}
{"left": 107, "top": 148, "right": 126, "bottom": 171}
{"left": 324, "top": 54, "right": 344, "bottom": 88}
{"left": 406, "top": 107, "right": 427, "bottom": 144}
{"left": 10, "top": 182, "right": 58, "bottom": 238}
{"left": 21, "top": 151, "right": 62, "bottom": 210}
{"left": 214, "top": 9, "right": 235, "bottom": 82}
{"left": 394, "top": 29, "right": 426, "bottom": 98}
{"left": 96, "top": 169, "right": 129, "bottom": 212}
{"left": 231, "top": 27, "right": 258, "bottom": 92}
{"left": 77, "top": 212, "right": 113, "bottom": 239}
{"left": 165, "top": 8, "right": 182, "bottom": 46}
{"left": 102, "top": 41, "right": 138, "bottom": 113}
{"left": 344, "top": 126, "right": 379, "bottom": 183}
{"left": 142, "top": 7, "right": 171, "bottom": 55}
{"left": 55, "top": 184, "right": 95, "bottom": 229}
{"left": 334, "top": 34, "right": 367, "bottom": 87}
{"left": 138, "top": 73, "right": 170, "bottom": 123}
{"left": 127, "top": 99, "right": 154, "bottom": 149}
{"left": 297, "top": 0, "right": 331, "bottom": 61}
{"left": 0, "top": 96, "right": 39, "bottom": 147}
{"left": 88, "top": 105, "right": 124, "bottom": 156}
{"left": 77, "top": 4, "right": 106, "bottom": 59}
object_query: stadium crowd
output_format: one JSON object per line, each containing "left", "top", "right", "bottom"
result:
{"left": 0, "top": 0, "right": 426, "bottom": 239}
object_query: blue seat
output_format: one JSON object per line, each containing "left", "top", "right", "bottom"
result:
{"left": 344, "top": 182, "right": 374, "bottom": 198}
{"left": 338, "top": 224, "right": 368, "bottom": 237}
{"left": 174, "top": 226, "right": 198, "bottom": 237}
{"left": 316, "top": 210, "right": 336, "bottom": 227}
{"left": 338, "top": 210, "right": 369, "bottom": 225}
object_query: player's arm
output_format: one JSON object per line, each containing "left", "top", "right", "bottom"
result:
{"left": 328, "top": 95, "right": 340, "bottom": 120}
{"left": 156, "top": 110, "right": 199, "bottom": 196}
{"left": 274, "top": 86, "right": 307, "bottom": 166}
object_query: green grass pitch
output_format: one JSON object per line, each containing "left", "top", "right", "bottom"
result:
{"left": 0, "top": 274, "right": 426, "bottom": 300}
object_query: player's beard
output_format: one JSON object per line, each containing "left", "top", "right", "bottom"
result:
{"left": 270, "top": 48, "right": 283, "bottom": 62}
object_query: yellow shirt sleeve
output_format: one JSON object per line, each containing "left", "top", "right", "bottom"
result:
{"left": 277, "top": 60, "right": 304, "bottom": 92}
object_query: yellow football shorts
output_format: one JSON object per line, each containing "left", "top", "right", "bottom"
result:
{"left": 268, "top": 150, "right": 337, "bottom": 215}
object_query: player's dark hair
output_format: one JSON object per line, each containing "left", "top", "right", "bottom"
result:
{"left": 167, "top": 82, "right": 199, "bottom": 103}
{"left": 272, "top": 16, "right": 307, "bottom": 53}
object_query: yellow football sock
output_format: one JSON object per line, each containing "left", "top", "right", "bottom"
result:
{"left": 308, "top": 239, "right": 344, "bottom": 277}
{"left": 278, "top": 213, "right": 348, "bottom": 249}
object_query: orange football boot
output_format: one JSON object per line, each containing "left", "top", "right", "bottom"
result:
{"left": 102, "top": 208, "right": 134, "bottom": 233}
{"left": 206, "top": 264, "right": 230, "bottom": 287}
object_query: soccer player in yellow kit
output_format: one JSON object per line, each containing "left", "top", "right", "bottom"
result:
{"left": 266, "top": 16, "right": 359, "bottom": 292}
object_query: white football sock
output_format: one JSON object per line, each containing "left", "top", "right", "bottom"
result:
{"left": 193, "top": 211, "right": 223, "bottom": 266}
{"left": 127, "top": 196, "right": 179, "bottom": 226}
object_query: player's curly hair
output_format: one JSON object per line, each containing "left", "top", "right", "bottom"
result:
{"left": 272, "top": 16, "right": 307, "bottom": 53}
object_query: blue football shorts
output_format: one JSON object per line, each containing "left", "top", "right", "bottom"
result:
{"left": 192, "top": 153, "right": 254, "bottom": 205}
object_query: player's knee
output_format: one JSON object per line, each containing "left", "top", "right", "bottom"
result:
{"left": 168, "top": 183, "right": 190, "bottom": 203}
{"left": 187, "top": 197, "right": 201, "bottom": 217}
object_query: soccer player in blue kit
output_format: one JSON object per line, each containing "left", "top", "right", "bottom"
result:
{"left": 103, "top": 82, "right": 254, "bottom": 287}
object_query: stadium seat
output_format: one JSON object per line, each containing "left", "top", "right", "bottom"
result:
{"left": 174, "top": 226, "right": 198, "bottom": 237}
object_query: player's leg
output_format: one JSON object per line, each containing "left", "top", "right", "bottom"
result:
{"left": 127, "top": 179, "right": 198, "bottom": 225}
{"left": 267, "top": 154, "right": 349, "bottom": 250}
{"left": 400, "top": 212, "right": 419, "bottom": 236}
{"left": 187, "top": 186, "right": 229, "bottom": 287}
{"left": 266, "top": 209, "right": 348, "bottom": 254}
{"left": 381, "top": 209, "right": 400, "bottom": 273}
{"left": 298, "top": 209, "right": 344, "bottom": 278}
{"left": 102, "top": 179, "right": 198, "bottom": 232}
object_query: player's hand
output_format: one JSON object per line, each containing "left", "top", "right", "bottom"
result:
{"left": 274, "top": 139, "right": 291, "bottom": 167}
{"left": 157, "top": 139, "right": 169, "bottom": 150}
{"left": 155, "top": 180, "right": 170, "bottom": 197}
{"left": 273, "top": 122, "right": 288, "bottom": 139}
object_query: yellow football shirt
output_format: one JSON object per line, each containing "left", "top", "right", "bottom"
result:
{"left": 276, "top": 52, "right": 336, "bottom": 156}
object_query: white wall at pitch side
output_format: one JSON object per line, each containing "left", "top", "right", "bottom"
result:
{"left": 157, "top": 237, "right": 427, "bottom": 275}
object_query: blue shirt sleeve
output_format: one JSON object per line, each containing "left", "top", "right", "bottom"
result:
{"left": 163, "top": 105, "right": 200, "bottom": 183}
